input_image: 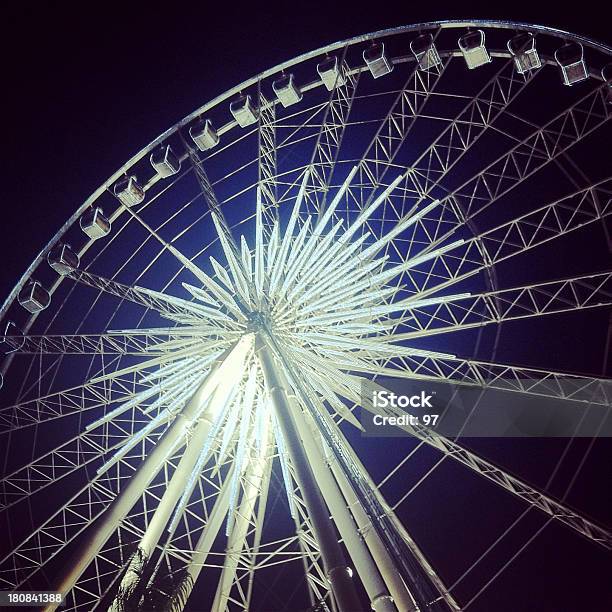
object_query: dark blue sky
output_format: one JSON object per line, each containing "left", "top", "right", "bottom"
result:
{"left": 2, "top": 0, "right": 610, "bottom": 296}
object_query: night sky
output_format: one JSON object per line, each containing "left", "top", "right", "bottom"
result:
{"left": 2, "top": 0, "right": 610, "bottom": 294}
{"left": 1, "top": 1, "right": 611, "bottom": 611}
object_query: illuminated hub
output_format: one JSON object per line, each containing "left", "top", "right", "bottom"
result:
{"left": 104, "top": 168, "right": 459, "bottom": 457}
{"left": 246, "top": 310, "right": 270, "bottom": 332}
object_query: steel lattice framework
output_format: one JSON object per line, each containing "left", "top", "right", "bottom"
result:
{"left": 0, "top": 20, "right": 611, "bottom": 612}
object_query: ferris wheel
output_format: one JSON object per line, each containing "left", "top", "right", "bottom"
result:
{"left": 0, "top": 19, "right": 611, "bottom": 612}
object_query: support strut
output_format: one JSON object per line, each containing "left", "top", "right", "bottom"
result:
{"left": 255, "top": 333, "right": 364, "bottom": 612}
{"left": 43, "top": 339, "right": 250, "bottom": 612}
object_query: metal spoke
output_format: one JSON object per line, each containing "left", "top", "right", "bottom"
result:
{"left": 393, "top": 271, "right": 612, "bottom": 339}
{"left": 389, "top": 355, "right": 612, "bottom": 407}
{"left": 257, "top": 87, "right": 279, "bottom": 230}
{"left": 402, "top": 179, "right": 612, "bottom": 298}
{"left": 305, "top": 51, "right": 359, "bottom": 214}
{"left": 68, "top": 269, "right": 200, "bottom": 322}
{"left": 417, "top": 82, "right": 611, "bottom": 247}
{"left": 0, "top": 330, "right": 196, "bottom": 355}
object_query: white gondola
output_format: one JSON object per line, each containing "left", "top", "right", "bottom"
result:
{"left": 555, "top": 42, "right": 588, "bottom": 85}
{"left": 601, "top": 63, "right": 612, "bottom": 103}
{"left": 150, "top": 145, "right": 181, "bottom": 178}
{"left": 19, "top": 281, "right": 50, "bottom": 314}
{"left": 190, "top": 119, "right": 219, "bottom": 151}
{"left": 458, "top": 30, "right": 491, "bottom": 69}
{"left": 1, "top": 321, "right": 25, "bottom": 354}
{"left": 363, "top": 43, "right": 393, "bottom": 78}
{"left": 47, "top": 243, "right": 79, "bottom": 275}
{"left": 317, "top": 56, "right": 345, "bottom": 91}
{"left": 272, "top": 74, "right": 303, "bottom": 108}
{"left": 230, "top": 95, "right": 258, "bottom": 127}
{"left": 80, "top": 207, "right": 111, "bottom": 239}
{"left": 410, "top": 33, "right": 442, "bottom": 71}
{"left": 507, "top": 33, "right": 541, "bottom": 74}
{"left": 114, "top": 175, "right": 145, "bottom": 207}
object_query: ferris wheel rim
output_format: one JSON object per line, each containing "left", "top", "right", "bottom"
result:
{"left": 0, "top": 18, "right": 611, "bottom": 610}
{"left": 1, "top": 19, "right": 611, "bottom": 330}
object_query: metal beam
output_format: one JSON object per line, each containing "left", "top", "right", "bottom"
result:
{"left": 255, "top": 333, "right": 363, "bottom": 612}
